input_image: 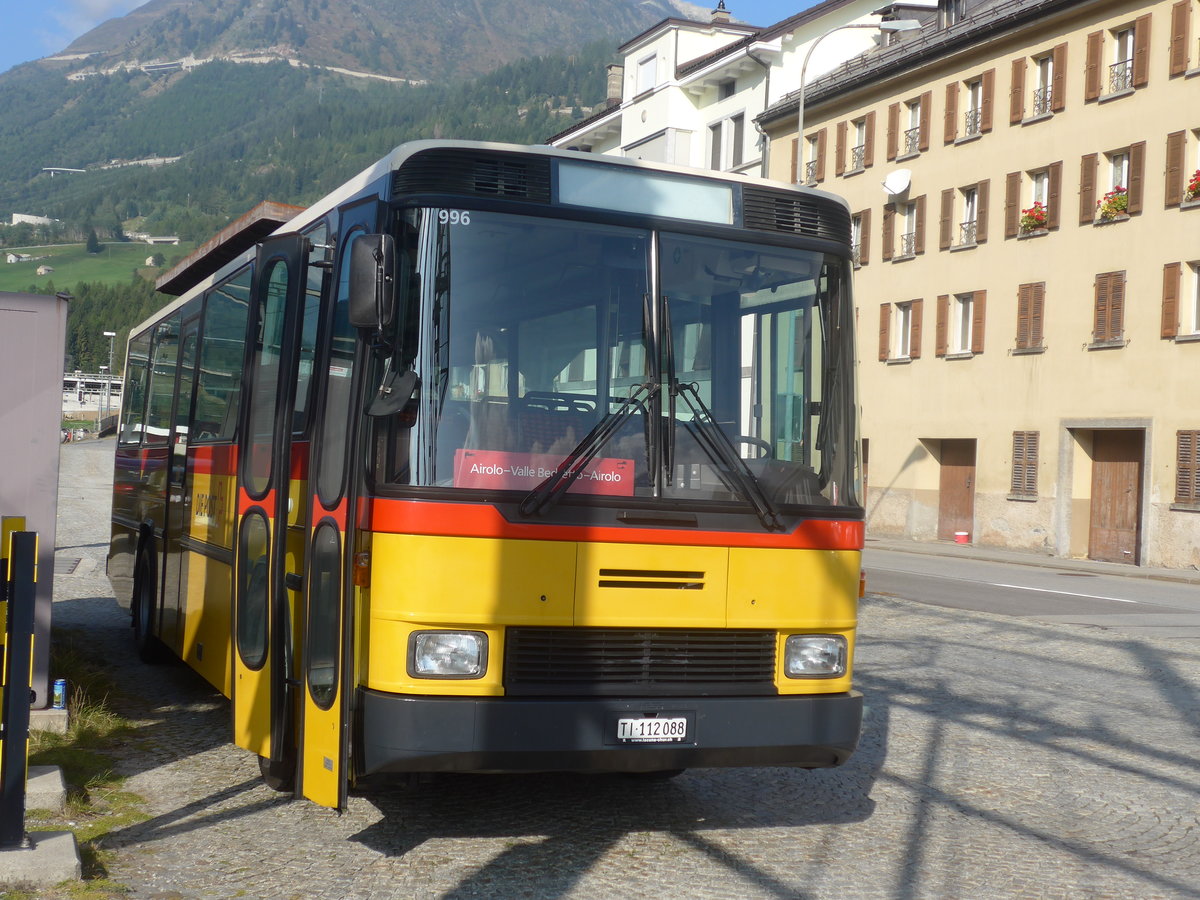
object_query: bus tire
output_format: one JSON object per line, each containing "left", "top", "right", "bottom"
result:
{"left": 258, "top": 753, "right": 296, "bottom": 792}
{"left": 132, "top": 551, "right": 168, "bottom": 664}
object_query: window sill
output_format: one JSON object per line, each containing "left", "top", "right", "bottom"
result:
{"left": 1170, "top": 502, "right": 1200, "bottom": 512}
{"left": 1087, "top": 338, "right": 1127, "bottom": 350}
{"left": 953, "top": 132, "right": 982, "bottom": 146}
{"left": 950, "top": 241, "right": 977, "bottom": 252}
{"left": 1098, "top": 87, "right": 1135, "bottom": 104}
{"left": 1020, "top": 111, "right": 1054, "bottom": 126}
{"left": 885, "top": 356, "right": 913, "bottom": 366}
{"left": 1172, "top": 332, "right": 1200, "bottom": 344}
{"left": 1017, "top": 228, "right": 1048, "bottom": 239}
{"left": 890, "top": 253, "right": 916, "bottom": 263}
{"left": 943, "top": 351, "right": 974, "bottom": 361}
{"left": 1093, "top": 213, "right": 1129, "bottom": 225}
{"left": 1011, "top": 345, "right": 1046, "bottom": 355}
{"left": 1180, "top": 197, "right": 1200, "bottom": 210}
{"left": 896, "top": 151, "right": 920, "bottom": 162}
{"left": 843, "top": 166, "right": 866, "bottom": 178}
{"left": 1006, "top": 493, "right": 1039, "bottom": 502}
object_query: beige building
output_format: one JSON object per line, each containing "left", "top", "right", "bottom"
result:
{"left": 759, "top": 0, "right": 1200, "bottom": 567}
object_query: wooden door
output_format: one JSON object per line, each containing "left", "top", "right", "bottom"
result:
{"left": 1089, "top": 430, "right": 1143, "bottom": 564}
{"left": 937, "top": 439, "right": 976, "bottom": 541}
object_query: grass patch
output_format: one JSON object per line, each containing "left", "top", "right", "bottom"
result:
{"left": 0, "top": 242, "right": 195, "bottom": 293}
{"left": 25, "top": 627, "right": 148, "bottom": 897}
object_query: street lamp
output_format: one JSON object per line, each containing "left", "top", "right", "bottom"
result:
{"left": 794, "top": 19, "right": 922, "bottom": 184}
{"left": 103, "top": 330, "right": 116, "bottom": 430}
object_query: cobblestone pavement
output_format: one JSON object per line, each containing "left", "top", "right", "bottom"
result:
{"left": 50, "top": 439, "right": 1200, "bottom": 899}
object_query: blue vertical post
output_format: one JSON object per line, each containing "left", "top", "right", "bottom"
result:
{"left": 0, "top": 530, "right": 37, "bottom": 849}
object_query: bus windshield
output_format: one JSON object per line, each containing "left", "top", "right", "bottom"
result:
{"left": 370, "top": 207, "right": 859, "bottom": 515}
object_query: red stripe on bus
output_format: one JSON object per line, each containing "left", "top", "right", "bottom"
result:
{"left": 190, "top": 443, "right": 238, "bottom": 475}
{"left": 368, "top": 498, "right": 864, "bottom": 550}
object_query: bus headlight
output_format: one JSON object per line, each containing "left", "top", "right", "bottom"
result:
{"left": 408, "top": 631, "right": 488, "bottom": 678}
{"left": 784, "top": 634, "right": 847, "bottom": 678}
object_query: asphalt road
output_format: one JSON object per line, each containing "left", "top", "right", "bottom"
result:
{"left": 46, "top": 438, "right": 1200, "bottom": 899}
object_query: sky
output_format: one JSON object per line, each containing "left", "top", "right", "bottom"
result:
{"left": 0, "top": 1, "right": 817, "bottom": 77}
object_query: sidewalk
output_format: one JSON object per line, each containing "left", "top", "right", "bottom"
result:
{"left": 864, "top": 533, "right": 1200, "bottom": 586}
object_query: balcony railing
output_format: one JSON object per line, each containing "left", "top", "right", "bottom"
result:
{"left": 851, "top": 242, "right": 862, "bottom": 266}
{"left": 959, "top": 220, "right": 977, "bottom": 246}
{"left": 1032, "top": 86, "right": 1053, "bottom": 116}
{"left": 850, "top": 144, "right": 866, "bottom": 170}
{"left": 963, "top": 108, "right": 982, "bottom": 137}
{"left": 899, "top": 231, "right": 917, "bottom": 257}
{"left": 805, "top": 160, "right": 818, "bottom": 184}
{"left": 903, "top": 126, "right": 921, "bottom": 155}
{"left": 1108, "top": 59, "right": 1133, "bottom": 93}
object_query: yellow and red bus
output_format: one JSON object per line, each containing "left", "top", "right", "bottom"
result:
{"left": 109, "top": 140, "right": 864, "bottom": 809}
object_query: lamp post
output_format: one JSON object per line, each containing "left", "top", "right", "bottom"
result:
{"left": 103, "top": 330, "right": 116, "bottom": 429}
{"left": 794, "top": 19, "right": 921, "bottom": 184}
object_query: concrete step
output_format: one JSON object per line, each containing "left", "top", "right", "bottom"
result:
{"left": 26, "top": 766, "right": 66, "bottom": 813}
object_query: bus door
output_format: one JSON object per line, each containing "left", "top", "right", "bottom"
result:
{"left": 159, "top": 313, "right": 200, "bottom": 655}
{"left": 296, "top": 208, "right": 376, "bottom": 809}
{"left": 233, "top": 234, "right": 309, "bottom": 778}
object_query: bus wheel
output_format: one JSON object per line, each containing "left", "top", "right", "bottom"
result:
{"left": 132, "top": 553, "right": 168, "bottom": 664}
{"left": 258, "top": 753, "right": 296, "bottom": 792}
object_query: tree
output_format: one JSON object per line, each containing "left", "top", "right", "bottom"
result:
{"left": 86, "top": 229, "right": 102, "bottom": 254}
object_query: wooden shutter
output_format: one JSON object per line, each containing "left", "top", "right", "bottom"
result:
{"left": 1017, "top": 282, "right": 1045, "bottom": 349}
{"left": 940, "top": 189, "right": 955, "bottom": 249}
{"left": 1166, "top": 131, "right": 1186, "bottom": 207}
{"left": 1132, "top": 13, "right": 1152, "bottom": 88}
{"left": 976, "top": 179, "right": 990, "bottom": 243}
{"left": 1094, "top": 271, "right": 1125, "bottom": 342}
{"left": 1127, "top": 141, "right": 1145, "bottom": 214}
{"left": 1047, "top": 161, "right": 1063, "bottom": 228}
{"left": 910, "top": 299, "right": 923, "bottom": 359}
{"left": 815, "top": 128, "right": 827, "bottom": 182}
{"left": 918, "top": 91, "right": 932, "bottom": 152}
{"left": 1009, "top": 57, "right": 1025, "bottom": 123}
{"left": 914, "top": 195, "right": 927, "bottom": 254}
{"left": 836, "top": 121, "right": 847, "bottom": 176}
{"left": 970, "top": 290, "right": 987, "bottom": 354}
{"left": 936, "top": 295, "right": 949, "bottom": 357}
{"left": 886, "top": 103, "right": 899, "bottom": 161}
{"left": 1030, "top": 282, "right": 1044, "bottom": 348}
{"left": 789, "top": 138, "right": 798, "bottom": 184}
{"left": 944, "top": 82, "right": 959, "bottom": 144}
{"left": 879, "top": 303, "right": 891, "bottom": 361}
{"left": 864, "top": 111, "right": 876, "bottom": 168}
{"left": 1011, "top": 431, "right": 1039, "bottom": 497}
{"left": 859, "top": 208, "right": 871, "bottom": 265}
{"left": 1084, "top": 31, "right": 1103, "bottom": 101}
{"left": 1005, "top": 171, "right": 1021, "bottom": 238}
{"left": 1170, "top": 0, "right": 1191, "bottom": 76}
{"left": 1162, "top": 262, "right": 1182, "bottom": 339}
{"left": 882, "top": 204, "right": 895, "bottom": 261}
{"left": 1079, "top": 154, "right": 1097, "bottom": 224}
{"left": 1178, "top": 431, "right": 1200, "bottom": 502}
{"left": 981, "top": 69, "right": 995, "bottom": 131}
{"left": 1051, "top": 44, "right": 1067, "bottom": 112}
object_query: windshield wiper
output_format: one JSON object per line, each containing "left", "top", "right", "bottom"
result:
{"left": 518, "top": 382, "right": 656, "bottom": 519}
{"left": 672, "top": 381, "right": 785, "bottom": 532}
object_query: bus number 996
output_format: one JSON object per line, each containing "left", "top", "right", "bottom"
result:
{"left": 438, "top": 209, "right": 471, "bottom": 226}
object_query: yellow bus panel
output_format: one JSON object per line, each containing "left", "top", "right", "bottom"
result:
{"left": 573, "top": 542, "right": 729, "bottom": 627}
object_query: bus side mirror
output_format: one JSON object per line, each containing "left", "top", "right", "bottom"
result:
{"left": 348, "top": 234, "right": 396, "bottom": 330}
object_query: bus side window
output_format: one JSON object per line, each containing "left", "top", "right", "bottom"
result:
{"left": 144, "top": 317, "right": 181, "bottom": 446}
{"left": 119, "top": 331, "right": 153, "bottom": 445}
{"left": 194, "top": 268, "right": 252, "bottom": 442}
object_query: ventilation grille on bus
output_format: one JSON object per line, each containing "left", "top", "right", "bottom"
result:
{"left": 598, "top": 568, "right": 705, "bottom": 590}
{"left": 742, "top": 186, "right": 851, "bottom": 243}
{"left": 392, "top": 149, "right": 552, "bottom": 203}
{"left": 504, "top": 628, "right": 777, "bottom": 696}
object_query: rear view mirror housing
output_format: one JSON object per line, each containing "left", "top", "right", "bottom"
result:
{"left": 348, "top": 234, "right": 396, "bottom": 330}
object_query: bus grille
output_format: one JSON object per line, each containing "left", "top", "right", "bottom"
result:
{"left": 504, "top": 628, "right": 777, "bottom": 697}
{"left": 392, "top": 149, "right": 552, "bottom": 203}
{"left": 742, "top": 186, "right": 850, "bottom": 243}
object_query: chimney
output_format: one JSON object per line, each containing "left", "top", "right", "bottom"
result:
{"left": 711, "top": 1, "right": 731, "bottom": 25}
{"left": 606, "top": 64, "right": 624, "bottom": 108}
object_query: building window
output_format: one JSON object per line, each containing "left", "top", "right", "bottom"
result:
{"left": 1011, "top": 431, "right": 1040, "bottom": 498}
{"left": 850, "top": 118, "right": 868, "bottom": 170}
{"left": 964, "top": 79, "right": 983, "bottom": 136}
{"left": 637, "top": 54, "right": 657, "bottom": 94}
{"left": 879, "top": 299, "right": 923, "bottom": 361}
{"left": 806, "top": 135, "right": 820, "bottom": 183}
{"left": 1110, "top": 27, "right": 1135, "bottom": 92}
{"left": 1190, "top": 263, "right": 1200, "bottom": 335}
{"left": 1033, "top": 54, "right": 1054, "bottom": 115}
{"left": 1016, "top": 282, "right": 1045, "bottom": 350}
{"left": 899, "top": 202, "right": 918, "bottom": 257}
{"left": 708, "top": 113, "right": 746, "bottom": 172}
{"left": 896, "top": 302, "right": 913, "bottom": 358}
{"left": 904, "top": 99, "right": 922, "bottom": 155}
{"left": 952, "top": 293, "right": 974, "bottom": 353}
{"left": 1086, "top": 15, "right": 1149, "bottom": 100}
{"left": 1030, "top": 168, "right": 1049, "bottom": 206}
{"left": 1176, "top": 431, "right": 1200, "bottom": 504}
{"left": 851, "top": 214, "right": 863, "bottom": 267}
{"left": 718, "top": 78, "right": 736, "bottom": 100}
{"left": 960, "top": 187, "right": 978, "bottom": 245}
{"left": 1092, "top": 270, "right": 1126, "bottom": 345}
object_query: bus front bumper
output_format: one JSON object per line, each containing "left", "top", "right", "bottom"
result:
{"left": 358, "top": 689, "right": 863, "bottom": 775}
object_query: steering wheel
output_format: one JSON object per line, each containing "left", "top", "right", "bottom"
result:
{"left": 736, "top": 435, "right": 773, "bottom": 458}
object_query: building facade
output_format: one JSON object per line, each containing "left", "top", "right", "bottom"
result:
{"left": 758, "top": 0, "right": 1200, "bottom": 567}
{"left": 548, "top": 0, "right": 913, "bottom": 176}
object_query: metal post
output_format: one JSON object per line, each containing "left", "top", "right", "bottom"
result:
{"left": 0, "top": 529, "right": 37, "bottom": 849}
{"left": 103, "top": 331, "right": 116, "bottom": 432}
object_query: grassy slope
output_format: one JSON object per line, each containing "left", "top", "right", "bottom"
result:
{"left": 0, "top": 241, "right": 195, "bottom": 292}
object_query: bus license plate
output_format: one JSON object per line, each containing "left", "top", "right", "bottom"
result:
{"left": 616, "top": 716, "right": 688, "bottom": 743}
